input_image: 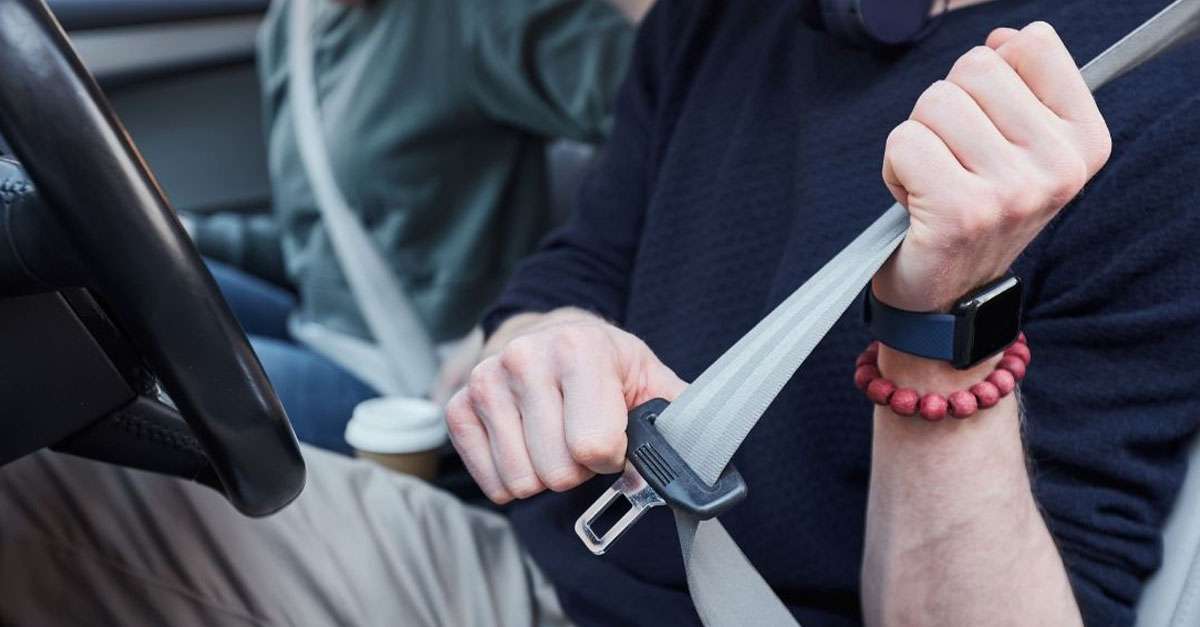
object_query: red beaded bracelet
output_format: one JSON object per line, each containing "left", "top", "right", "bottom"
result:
{"left": 853, "top": 333, "right": 1030, "bottom": 421}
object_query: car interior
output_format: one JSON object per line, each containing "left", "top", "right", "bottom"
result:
{"left": 0, "top": 0, "right": 1198, "bottom": 623}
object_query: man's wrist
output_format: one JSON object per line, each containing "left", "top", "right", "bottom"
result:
{"left": 875, "top": 343, "right": 1001, "bottom": 396}
{"left": 483, "top": 307, "right": 602, "bottom": 358}
{"left": 867, "top": 270, "right": 1024, "bottom": 370}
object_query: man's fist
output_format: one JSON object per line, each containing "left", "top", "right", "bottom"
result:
{"left": 446, "top": 310, "right": 686, "bottom": 504}
{"left": 874, "top": 22, "right": 1111, "bottom": 312}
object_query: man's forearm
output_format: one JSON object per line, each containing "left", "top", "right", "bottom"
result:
{"left": 861, "top": 346, "right": 1081, "bottom": 626}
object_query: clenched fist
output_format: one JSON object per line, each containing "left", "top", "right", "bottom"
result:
{"left": 873, "top": 22, "right": 1112, "bottom": 312}
{"left": 446, "top": 310, "right": 686, "bottom": 504}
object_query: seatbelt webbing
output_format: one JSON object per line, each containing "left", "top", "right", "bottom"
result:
{"left": 286, "top": 0, "right": 439, "bottom": 397}
{"left": 651, "top": 1, "right": 1200, "bottom": 624}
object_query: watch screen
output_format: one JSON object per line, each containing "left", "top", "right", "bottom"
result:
{"left": 968, "top": 281, "right": 1022, "bottom": 364}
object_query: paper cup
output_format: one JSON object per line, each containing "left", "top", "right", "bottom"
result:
{"left": 345, "top": 397, "right": 446, "bottom": 479}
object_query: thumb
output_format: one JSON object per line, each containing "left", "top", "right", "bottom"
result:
{"left": 631, "top": 354, "right": 689, "bottom": 407}
{"left": 881, "top": 153, "right": 911, "bottom": 209}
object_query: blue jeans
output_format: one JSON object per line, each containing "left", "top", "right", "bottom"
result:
{"left": 207, "top": 260, "right": 376, "bottom": 455}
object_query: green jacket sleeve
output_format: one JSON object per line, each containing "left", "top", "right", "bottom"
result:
{"left": 465, "top": 0, "right": 636, "bottom": 143}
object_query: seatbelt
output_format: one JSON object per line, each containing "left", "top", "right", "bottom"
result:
{"left": 575, "top": 1, "right": 1200, "bottom": 624}
{"left": 286, "top": 0, "right": 439, "bottom": 397}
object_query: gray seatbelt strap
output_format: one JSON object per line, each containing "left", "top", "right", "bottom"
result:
{"left": 286, "top": 0, "right": 439, "bottom": 397}
{"left": 577, "top": 1, "right": 1200, "bottom": 624}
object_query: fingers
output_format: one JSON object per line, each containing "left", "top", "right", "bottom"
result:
{"left": 467, "top": 357, "right": 546, "bottom": 499}
{"left": 974, "top": 22, "right": 1104, "bottom": 172}
{"left": 992, "top": 22, "right": 1096, "bottom": 124}
{"left": 985, "top": 27, "right": 1019, "bottom": 49}
{"left": 557, "top": 328, "right": 629, "bottom": 475}
{"left": 945, "top": 44, "right": 1057, "bottom": 147}
{"left": 502, "top": 337, "right": 593, "bottom": 491}
{"left": 557, "top": 328, "right": 687, "bottom": 475}
{"left": 909, "top": 80, "right": 1014, "bottom": 175}
{"left": 636, "top": 358, "right": 689, "bottom": 406}
{"left": 446, "top": 317, "right": 673, "bottom": 503}
{"left": 882, "top": 119, "right": 970, "bottom": 208}
{"left": 446, "top": 389, "right": 512, "bottom": 504}
{"left": 991, "top": 22, "right": 1110, "bottom": 173}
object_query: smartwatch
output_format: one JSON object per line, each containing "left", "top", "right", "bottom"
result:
{"left": 863, "top": 275, "right": 1023, "bottom": 369}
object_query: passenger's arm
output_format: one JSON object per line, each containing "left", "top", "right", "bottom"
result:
{"left": 480, "top": 0, "right": 674, "bottom": 336}
{"left": 466, "top": 0, "right": 639, "bottom": 143}
{"left": 862, "top": 24, "right": 1111, "bottom": 625}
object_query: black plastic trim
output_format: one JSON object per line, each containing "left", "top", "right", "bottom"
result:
{"left": 626, "top": 399, "right": 747, "bottom": 520}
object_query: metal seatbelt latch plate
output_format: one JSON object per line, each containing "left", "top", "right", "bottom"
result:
{"left": 575, "top": 398, "right": 748, "bottom": 555}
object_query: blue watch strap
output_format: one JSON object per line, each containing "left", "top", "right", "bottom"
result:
{"left": 863, "top": 290, "right": 957, "bottom": 361}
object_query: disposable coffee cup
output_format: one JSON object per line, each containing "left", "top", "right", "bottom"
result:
{"left": 344, "top": 397, "right": 446, "bottom": 479}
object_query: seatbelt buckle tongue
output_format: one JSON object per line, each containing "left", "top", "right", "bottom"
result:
{"left": 574, "top": 398, "right": 748, "bottom": 555}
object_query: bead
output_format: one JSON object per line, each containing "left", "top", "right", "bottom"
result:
{"left": 1004, "top": 341, "right": 1031, "bottom": 366}
{"left": 986, "top": 368, "right": 1016, "bottom": 395}
{"left": 889, "top": 388, "right": 919, "bottom": 416}
{"left": 919, "top": 394, "right": 947, "bottom": 421}
{"left": 854, "top": 364, "right": 880, "bottom": 390}
{"left": 998, "top": 355, "right": 1027, "bottom": 381}
{"left": 970, "top": 381, "right": 1001, "bottom": 409}
{"left": 866, "top": 377, "right": 896, "bottom": 405}
{"left": 853, "top": 338, "right": 1027, "bottom": 421}
{"left": 948, "top": 390, "right": 978, "bottom": 419}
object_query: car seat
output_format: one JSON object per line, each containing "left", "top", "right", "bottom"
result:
{"left": 1137, "top": 436, "right": 1200, "bottom": 625}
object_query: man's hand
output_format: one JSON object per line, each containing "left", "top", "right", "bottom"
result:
{"left": 446, "top": 309, "right": 686, "bottom": 504}
{"left": 874, "top": 22, "right": 1111, "bottom": 312}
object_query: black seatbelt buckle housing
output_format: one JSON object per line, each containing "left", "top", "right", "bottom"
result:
{"left": 575, "top": 398, "right": 747, "bottom": 555}
{"left": 626, "top": 398, "right": 747, "bottom": 518}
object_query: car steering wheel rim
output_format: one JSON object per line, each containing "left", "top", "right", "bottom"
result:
{"left": 0, "top": 0, "right": 304, "bottom": 516}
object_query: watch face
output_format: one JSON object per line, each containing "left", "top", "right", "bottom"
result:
{"left": 964, "top": 277, "right": 1022, "bottom": 366}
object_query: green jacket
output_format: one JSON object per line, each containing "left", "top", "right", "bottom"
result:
{"left": 194, "top": 0, "right": 634, "bottom": 342}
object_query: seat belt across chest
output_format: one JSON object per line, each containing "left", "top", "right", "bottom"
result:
{"left": 574, "top": 2, "right": 1200, "bottom": 625}
{"left": 286, "top": 0, "right": 440, "bottom": 398}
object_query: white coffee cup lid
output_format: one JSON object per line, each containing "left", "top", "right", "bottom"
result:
{"left": 344, "top": 396, "right": 447, "bottom": 454}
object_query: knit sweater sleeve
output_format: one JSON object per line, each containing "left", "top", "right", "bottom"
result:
{"left": 1016, "top": 45, "right": 1200, "bottom": 625}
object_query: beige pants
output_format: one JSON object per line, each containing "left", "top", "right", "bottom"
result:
{"left": 0, "top": 446, "right": 570, "bottom": 627}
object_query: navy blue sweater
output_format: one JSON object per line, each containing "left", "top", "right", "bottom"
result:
{"left": 485, "top": 1, "right": 1200, "bottom": 624}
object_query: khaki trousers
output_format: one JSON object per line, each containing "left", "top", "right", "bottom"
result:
{"left": 0, "top": 446, "right": 570, "bottom": 627}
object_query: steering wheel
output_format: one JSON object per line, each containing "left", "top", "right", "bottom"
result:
{"left": 0, "top": 0, "right": 304, "bottom": 516}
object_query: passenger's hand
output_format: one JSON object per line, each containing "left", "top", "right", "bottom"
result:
{"left": 446, "top": 309, "right": 686, "bottom": 504}
{"left": 873, "top": 22, "right": 1111, "bottom": 312}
